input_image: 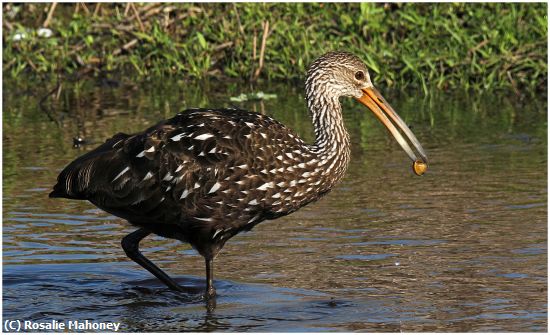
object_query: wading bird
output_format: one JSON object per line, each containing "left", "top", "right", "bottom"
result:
{"left": 50, "top": 51, "right": 428, "bottom": 299}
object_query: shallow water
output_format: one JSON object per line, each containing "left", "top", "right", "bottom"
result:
{"left": 3, "top": 77, "right": 547, "bottom": 332}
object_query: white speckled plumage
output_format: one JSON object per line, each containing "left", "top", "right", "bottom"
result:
{"left": 50, "top": 51, "right": 423, "bottom": 297}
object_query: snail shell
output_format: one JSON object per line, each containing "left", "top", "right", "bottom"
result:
{"left": 413, "top": 160, "right": 428, "bottom": 176}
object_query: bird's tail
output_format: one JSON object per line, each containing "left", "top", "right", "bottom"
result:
{"left": 49, "top": 151, "right": 104, "bottom": 200}
{"left": 49, "top": 133, "right": 130, "bottom": 200}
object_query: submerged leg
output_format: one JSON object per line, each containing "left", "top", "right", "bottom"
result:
{"left": 205, "top": 258, "right": 216, "bottom": 298}
{"left": 121, "top": 228, "right": 184, "bottom": 292}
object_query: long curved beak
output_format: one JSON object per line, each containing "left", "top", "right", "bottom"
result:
{"left": 356, "top": 87, "right": 428, "bottom": 169}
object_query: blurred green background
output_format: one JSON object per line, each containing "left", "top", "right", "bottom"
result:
{"left": 2, "top": 3, "right": 547, "bottom": 93}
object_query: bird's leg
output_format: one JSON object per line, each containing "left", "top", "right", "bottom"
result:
{"left": 121, "top": 228, "right": 185, "bottom": 292}
{"left": 205, "top": 257, "right": 216, "bottom": 298}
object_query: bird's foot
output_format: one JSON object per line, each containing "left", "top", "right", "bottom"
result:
{"left": 204, "top": 287, "right": 217, "bottom": 311}
{"left": 205, "top": 286, "right": 216, "bottom": 299}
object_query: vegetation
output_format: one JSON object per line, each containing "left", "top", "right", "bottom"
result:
{"left": 3, "top": 3, "right": 547, "bottom": 93}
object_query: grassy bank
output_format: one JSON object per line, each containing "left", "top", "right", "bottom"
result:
{"left": 3, "top": 3, "right": 547, "bottom": 93}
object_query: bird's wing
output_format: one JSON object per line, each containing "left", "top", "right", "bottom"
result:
{"left": 50, "top": 109, "right": 292, "bottom": 223}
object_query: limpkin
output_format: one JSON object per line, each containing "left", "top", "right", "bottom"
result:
{"left": 50, "top": 51, "right": 428, "bottom": 299}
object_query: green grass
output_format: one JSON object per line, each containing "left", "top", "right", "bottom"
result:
{"left": 2, "top": 3, "right": 547, "bottom": 93}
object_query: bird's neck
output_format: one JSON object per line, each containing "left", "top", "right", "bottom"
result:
{"left": 307, "top": 92, "right": 351, "bottom": 182}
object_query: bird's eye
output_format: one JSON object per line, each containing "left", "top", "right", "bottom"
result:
{"left": 354, "top": 71, "right": 365, "bottom": 81}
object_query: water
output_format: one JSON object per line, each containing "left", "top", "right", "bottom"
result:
{"left": 3, "top": 77, "right": 547, "bottom": 332}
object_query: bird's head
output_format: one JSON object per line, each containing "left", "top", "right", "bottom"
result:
{"left": 306, "top": 51, "right": 373, "bottom": 99}
{"left": 306, "top": 51, "right": 428, "bottom": 175}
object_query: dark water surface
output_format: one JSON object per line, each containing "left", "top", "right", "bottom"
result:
{"left": 3, "top": 77, "right": 547, "bottom": 332}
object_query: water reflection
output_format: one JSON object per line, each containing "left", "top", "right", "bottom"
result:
{"left": 3, "top": 77, "right": 547, "bottom": 331}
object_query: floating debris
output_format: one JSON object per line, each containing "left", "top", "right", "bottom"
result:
{"left": 230, "top": 91, "right": 277, "bottom": 102}
{"left": 73, "top": 137, "right": 87, "bottom": 148}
